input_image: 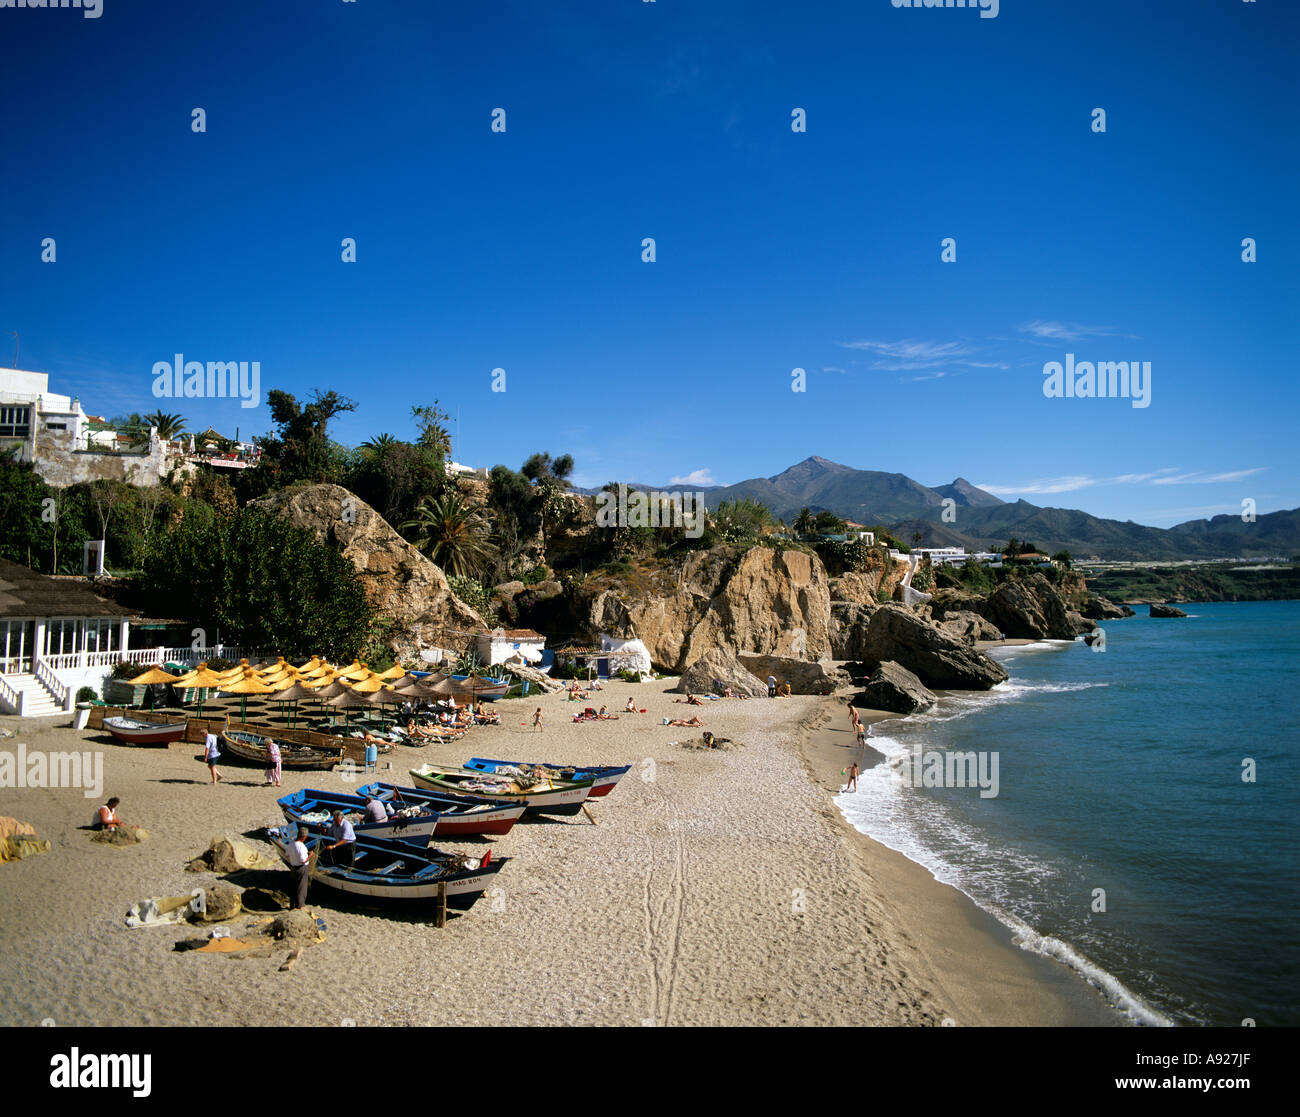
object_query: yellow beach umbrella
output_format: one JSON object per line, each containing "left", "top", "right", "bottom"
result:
{"left": 218, "top": 671, "right": 279, "bottom": 720}
{"left": 375, "top": 664, "right": 407, "bottom": 680}
{"left": 172, "top": 663, "right": 227, "bottom": 716}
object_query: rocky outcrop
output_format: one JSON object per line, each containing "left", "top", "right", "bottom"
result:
{"left": 1080, "top": 594, "right": 1132, "bottom": 620}
{"left": 851, "top": 661, "right": 936, "bottom": 714}
{"left": 830, "top": 601, "right": 877, "bottom": 659}
{"left": 1149, "top": 603, "right": 1188, "bottom": 618}
{"left": 586, "top": 546, "right": 832, "bottom": 673}
{"left": 249, "top": 484, "right": 487, "bottom": 661}
{"left": 675, "top": 649, "right": 768, "bottom": 697}
{"left": 846, "top": 604, "right": 1008, "bottom": 690}
{"left": 937, "top": 610, "right": 1002, "bottom": 645}
{"left": 983, "top": 573, "right": 1079, "bottom": 640}
{"left": 736, "top": 654, "right": 849, "bottom": 695}
{"left": 829, "top": 571, "right": 878, "bottom": 607}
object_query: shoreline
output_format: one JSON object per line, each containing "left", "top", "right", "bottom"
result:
{"left": 0, "top": 668, "right": 1127, "bottom": 1027}
{"left": 797, "top": 700, "right": 1126, "bottom": 1026}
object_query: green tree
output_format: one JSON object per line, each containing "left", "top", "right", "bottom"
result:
{"left": 1052, "top": 550, "right": 1073, "bottom": 568}
{"left": 521, "top": 452, "right": 575, "bottom": 552}
{"left": 794, "top": 507, "right": 815, "bottom": 537}
{"left": 711, "top": 498, "right": 770, "bottom": 543}
{"left": 243, "top": 388, "right": 356, "bottom": 496}
{"left": 141, "top": 507, "right": 371, "bottom": 660}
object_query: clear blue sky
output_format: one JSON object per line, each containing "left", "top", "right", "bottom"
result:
{"left": 2, "top": 0, "right": 1295, "bottom": 527}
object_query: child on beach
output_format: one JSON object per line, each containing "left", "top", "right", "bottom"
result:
{"left": 532, "top": 707, "right": 544, "bottom": 732}
{"left": 847, "top": 761, "right": 859, "bottom": 792}
{"left": 204, "top": 731, "right": 222, "bottom": 784}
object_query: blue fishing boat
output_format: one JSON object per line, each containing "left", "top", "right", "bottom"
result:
{"left": 265, "top": 826, "right": 507, "bottom": 909}
{"left": 464, "top": 758, "right": 631, "bottom": 799}
{"left": 279, "top": 787, "right": 524, "bottom": 841}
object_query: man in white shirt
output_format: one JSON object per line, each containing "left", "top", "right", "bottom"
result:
{"left": 286, "top": 826, "right": 312, "bottom": 909}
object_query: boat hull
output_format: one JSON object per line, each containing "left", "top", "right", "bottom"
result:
{"left": 278, "top": 788, "right": 523, "bottom": 841}
{"left": 409, "top": 764, "right": 592, "bottom": 817}
{"left": 221, "top": 730, "right": 343, "bottom": 771}
{"left": 103, "top": 718, "right": 188, "bottom": 746}
{"left": 265, "top": 827, "right": 507, "bottom": 910}
{"left": 466, "top": 758, "right": 631, "bottom": 799}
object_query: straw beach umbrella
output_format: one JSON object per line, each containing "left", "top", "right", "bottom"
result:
{"left": 219, "top": 672, "right": 279, "bottom": 721}
{"left": 172, "top": 663, "right": 227, "bottom": 717}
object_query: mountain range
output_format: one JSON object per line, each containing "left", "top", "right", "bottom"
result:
{"left": 604, "top": 457, "right": 1298, "bottom": 561}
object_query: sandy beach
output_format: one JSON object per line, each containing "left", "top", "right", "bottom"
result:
{"left": 0, "top": 679, "right": 1124, "bottom": 1027}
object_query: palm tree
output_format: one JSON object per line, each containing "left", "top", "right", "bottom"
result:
{"left": 362, "top": 433, "right": 399, "bottom": 459}
{"left": 144, "top": 411, "right": 187, "bottom": 442}
{"left": 794, "top": 507, "right": 815, "bottom": 537}
{"left": 402, "top": 492, "right": 497, "bottom": 577}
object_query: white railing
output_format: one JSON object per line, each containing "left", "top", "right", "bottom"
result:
{"left": 0, "top": 674, "right": 21, "bottom": 715}
{"left": 1, "top": 656, "right": 33, "bottom": 675}
{"left": 39, "top": 646, "right": 258, "bottom": 673}
{"left": 34, "top": 658, "right": 70, "bottom": 710}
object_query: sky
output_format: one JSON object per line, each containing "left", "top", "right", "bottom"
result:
{"left": 1, "top": 0, "right": 1296, "bottom": 528}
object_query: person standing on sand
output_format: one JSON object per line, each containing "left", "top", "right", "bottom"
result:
{"left": 849, "top": 705, "right": 860, "bottom": 733}
{"left": 856, "top": 722, "right": 867, "bottom": 748}
{"left": 286, "top": 826, "right": 312, "bottom": 909}
{"left": 265, "top": 738, "right": 282, "bottom": 787}
{"left": 204, "top": 731, "right": 222, "bottom": 784}
{"left": 847, "top": 761, "right": 859, "bottom": 792}
{"left": 767, "top": 674, "right": 777, "bottom": 698}
{"left": 532, "top": 707, "right": 544, "bottom": 732}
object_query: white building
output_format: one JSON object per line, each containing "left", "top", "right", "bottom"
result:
{"left": 475, "top": 628, "right": 546, "bottom": 667}
{"left": 0, "top": 366, "right": 168, "bottom": 486}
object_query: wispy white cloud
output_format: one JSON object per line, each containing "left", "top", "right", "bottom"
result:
{"left": 838, "top": 339, "right": 974, "bottom": 364}
{"left": 977, "top": 467, "right": 1268, "bottom": 496}
{"left": 1016, "top": 320, "right": 1119, "bottom": 342}
{"left": 668, "top": 468, "right": 719, "bottom": 486}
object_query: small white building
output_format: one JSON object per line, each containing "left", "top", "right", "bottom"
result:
{"left": 475, "top": 628, "right": 546, "bottom": 667}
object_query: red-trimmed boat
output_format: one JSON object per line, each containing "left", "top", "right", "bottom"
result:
{"left": 103, "top": 716, "right": 188, "bottom": 746}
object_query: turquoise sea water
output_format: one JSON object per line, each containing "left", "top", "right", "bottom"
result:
{"left": 835, "top": 601, "right": 1300, "bottom": 1026}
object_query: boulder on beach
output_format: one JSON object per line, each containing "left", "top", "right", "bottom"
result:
{"left": 735, "top": 653, "right": 849, "bottom": 695}
{"left": 1080, "top": 594, "right": 1131, "bottom": 620}
{"left": 1149, "top": 603, "right": 1188, "bottom": 618}
{"left": 851, "top": 661, "right": 937, "bottom": 715}
{"left": 936, "top": 610, "right": 1002, "bottom": 645}
{"left": 675, "top": 649, "right": 768, "bottom": 697}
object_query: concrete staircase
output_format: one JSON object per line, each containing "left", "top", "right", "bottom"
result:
{"left": 0, "top": 673, "right": 66, "bottom": 718}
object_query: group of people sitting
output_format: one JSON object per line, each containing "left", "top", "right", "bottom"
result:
{"left": 572, "top": 705, "right": 619, "bottom": 723}
{"left": 566, "top": 679, "right": 604, "bottom": 702}
{"left": 350, "top": 697, "right": 499, "bottom": 748}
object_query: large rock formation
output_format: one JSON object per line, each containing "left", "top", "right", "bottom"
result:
{"left": 249, "top": 484, "right": 487, "bottom": 661}
{"left": 846, "top": 604, "right": 1008, "bottom": 690}
{"left": 736, "top": 654, "right": 849, "bottom": 695}
{"left": 982, "top": 573, "right": 1079, "bottom": 639}
{"left": 830, "top": 601, "right": 877, "bottom": 659}
{"left": 675, "top": 649, "right": 768, "bottom": 697}
{"left": 937, "top": 610, "right": 1003, "bottom": 645}
{"left": 829, "top": 571, "right": 878, "bottom": 607}
{"left": 1149, "top": 603, "right": 1188, "bottom": 618}
{"left": 1079, "top": 594, "right": 1133, "bottom": 620}
{"left": 587, "top": 546, "right": 832, "bottom": 673}
{"left": 851, "top": 661, "right": 937, "bottom": 714}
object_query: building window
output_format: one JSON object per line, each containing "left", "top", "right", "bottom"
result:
{"left": 44, "top": 422, "right": 67, "bottom": 431}
{"left": 0, "top": 406, "right": 32, "bottom": 438}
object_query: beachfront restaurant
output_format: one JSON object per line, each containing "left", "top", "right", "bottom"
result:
{"left": 0, "top": 557, "right": 135, "bottom": 716}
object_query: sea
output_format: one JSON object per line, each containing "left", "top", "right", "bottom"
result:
{"left": 834, "top": 600, "right": 1300, "bottom": 1027}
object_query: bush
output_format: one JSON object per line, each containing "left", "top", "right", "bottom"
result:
{"left": 614, "top": 667, "right": 642, "bottom": 682}
{"left": 111, "top": 662, "right": 139, "bottom": 679}
{"left": 76, "top": 685, "right": 98, "bottom": 704}
{"left": 448, "top": 574, "right": 496, "bottom": 619}
{"left": 521, "top": 565, "right": 548, "bottom": 585}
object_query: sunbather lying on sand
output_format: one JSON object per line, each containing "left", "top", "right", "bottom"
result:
{"left": 667, "top": 715, "right": 705, "bottom": 728}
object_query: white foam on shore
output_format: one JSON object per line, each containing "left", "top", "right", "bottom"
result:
{"left": 838, "top": 682, "right": 1172, "bottom": 1028}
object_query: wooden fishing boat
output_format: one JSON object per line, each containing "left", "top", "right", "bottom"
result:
{"left": 409, "top": 763, "right": 593, "bottom": 817}
{"left": 278, "top": 787, "right": 524, "bottom": 841}
{"left": 449, "top": 674, "right": 511, "bottom": 701}
{"left": 264, "top": 826, "right": 507, "bottom": 909}
{"left": 465, "top": 757, "right": 631, "bottom": 799}
{"left": 220, "top": 729, "right": 343, "bottom": 770}
{"left": 102, "top": 717, "right": 188, "bottom": 746}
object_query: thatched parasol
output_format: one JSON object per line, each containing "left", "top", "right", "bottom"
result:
{"left": 218, "top": 672, "right": 279, "bottom": 720}
{"left": 172, "top": 663, "right": 229, "bottom": 716}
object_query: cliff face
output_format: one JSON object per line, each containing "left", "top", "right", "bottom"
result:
{"left": 579, "top": 546, "right": 833, "bottom": 673}
{"left": 249, "top": 484, "right": 487, "bottom": 661}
